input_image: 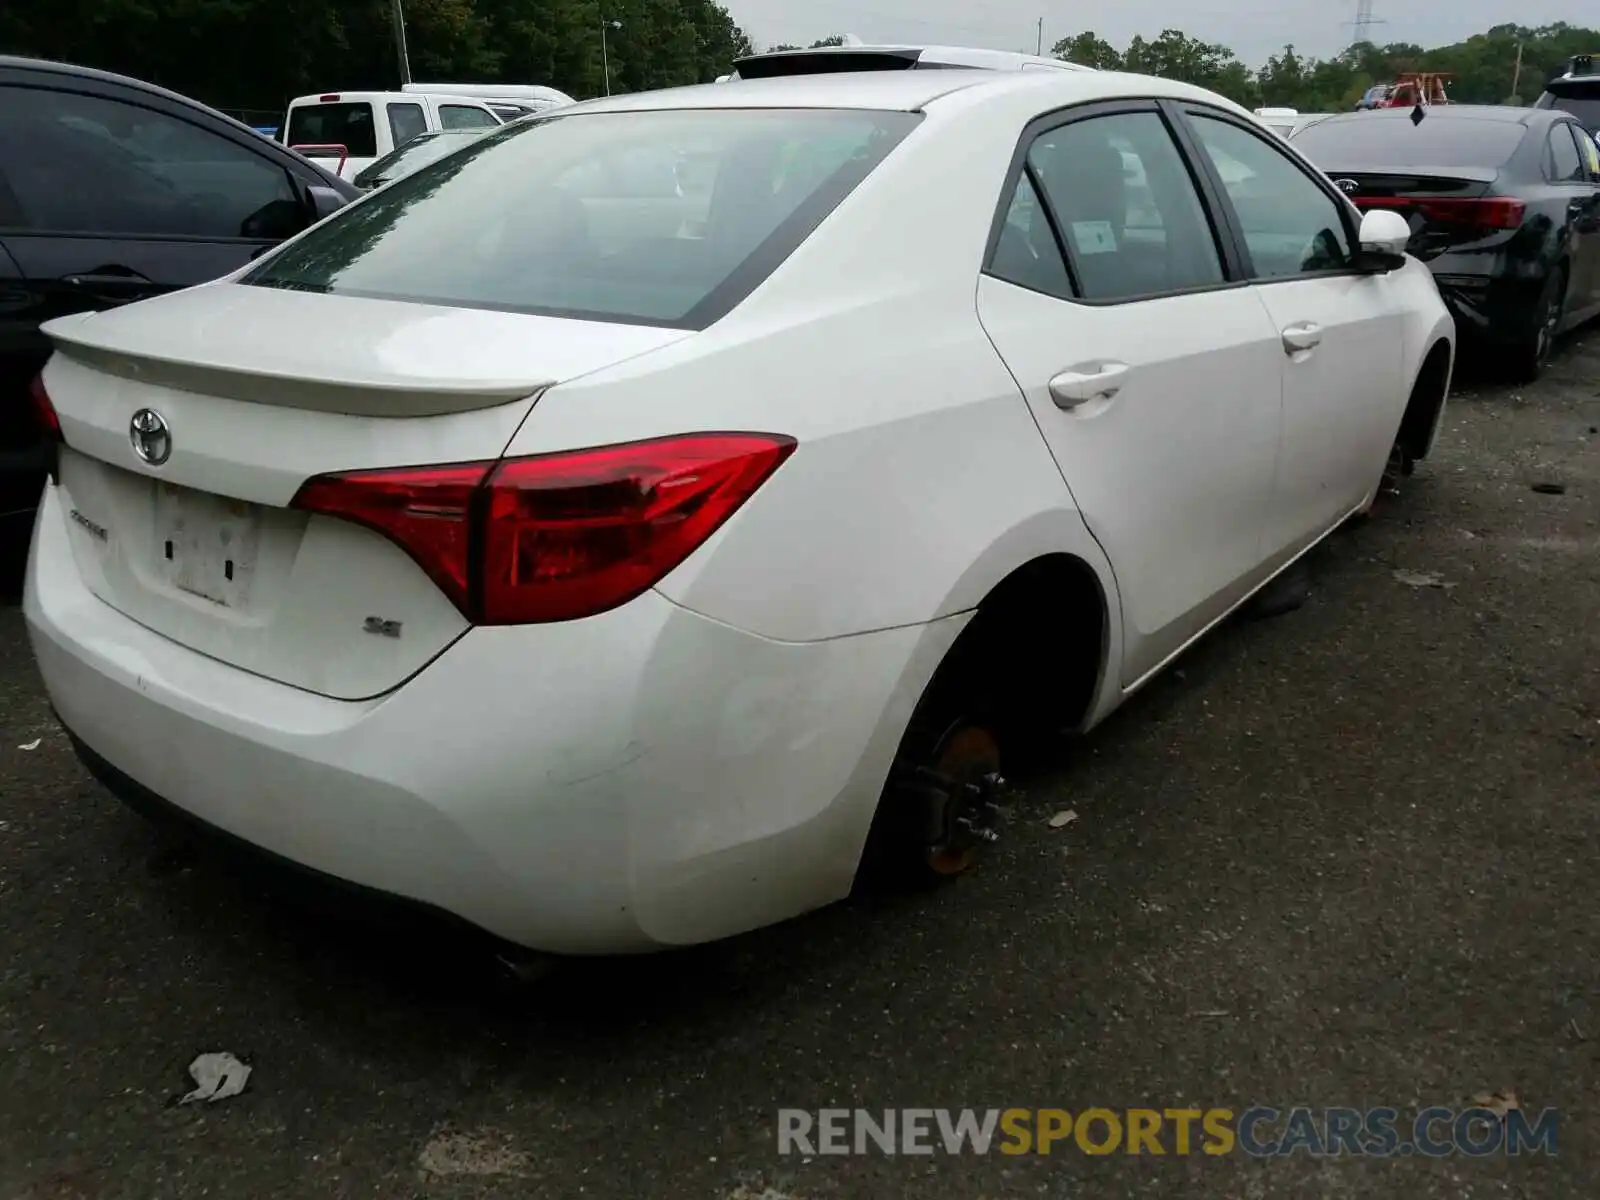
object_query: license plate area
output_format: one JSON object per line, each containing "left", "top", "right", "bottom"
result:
{"left": 153, "top": 482, "right": 262, "bottom": 609}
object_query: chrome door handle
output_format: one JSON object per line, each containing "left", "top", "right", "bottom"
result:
{"left": 1048, "top": 361, "right": 1129, "bottom": 410}
{"left": 1281, "top": 322, "right": 1323, "bottom": 354}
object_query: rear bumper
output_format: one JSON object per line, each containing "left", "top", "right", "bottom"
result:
{"left": 67, "top": 728, "right": 529, "bottom": 955}
{"left": 1429, "top": 263, "right": 1548, "bottom": 347}
{"left": 24, "top": 484, "right": 950, "bottom": 953}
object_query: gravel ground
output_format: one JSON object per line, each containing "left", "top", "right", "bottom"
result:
{"left": 0, "top": 338, "right": 1595, "bottom": 1199}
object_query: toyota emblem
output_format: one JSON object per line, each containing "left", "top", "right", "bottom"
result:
{"left": 1334, "top": 178, "right": 1360, "bottom": 195}
{"left": 129, "top": 408, "right": 171, "bottom": 466}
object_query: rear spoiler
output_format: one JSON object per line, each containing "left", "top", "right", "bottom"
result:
{"left": 289, "top": 143, "right": 350, "bottom": 175}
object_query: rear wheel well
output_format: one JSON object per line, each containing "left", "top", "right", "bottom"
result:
{"left": 913, "top": 554, "right": 1107, "bottom": 760}
{"left": 1398, "top": 338, "right": 1452, "bottom": 462}
{"left": 856, "top": 553, "right": 1108, "bottom": 887}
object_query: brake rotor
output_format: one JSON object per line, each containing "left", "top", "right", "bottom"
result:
{"left": 924, "top": 721, "right": 1004, "bottom": 876}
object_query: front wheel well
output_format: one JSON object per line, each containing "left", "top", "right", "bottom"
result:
{"left": 1398, "top": 338, "right": 1453, "bottom": 462}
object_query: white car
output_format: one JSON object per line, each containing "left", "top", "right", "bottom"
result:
{"left": 24, "top": 68, "right": 1454, "bottom": 955}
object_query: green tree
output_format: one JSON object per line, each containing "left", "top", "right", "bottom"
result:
{"left": 1051, "top": 31, "right": 1121, "bottom": 70}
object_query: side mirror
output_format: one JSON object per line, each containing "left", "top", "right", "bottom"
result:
{"left": 1356, "top": 208, "right": 1411, "bottom": 271}
{"left": 305, "top": 184, "right": 350, "bottom": 223}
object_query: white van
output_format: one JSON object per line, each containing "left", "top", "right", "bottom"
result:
{"left": 280, "top": 91, "right": 503, "bottom": 180}
{"left": 400, "top": 82, "right": 575, "bottom": 121}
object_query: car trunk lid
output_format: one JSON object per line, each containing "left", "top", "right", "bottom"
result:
{"left": 1330, "top": 167, "right": 1515, "bottom": 258}
{"left": 38, "top": 284, "right": 692, "bottom": 699}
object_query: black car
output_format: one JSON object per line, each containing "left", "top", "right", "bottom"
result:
{"left": 0, "top": 57, "right": 359, "bottom": 584}
{"left": 1291, "top": 104, "right": 1600, "bottom": 380}
{"left": 1535, "top": 54, "right": 1600, "bottom": 136}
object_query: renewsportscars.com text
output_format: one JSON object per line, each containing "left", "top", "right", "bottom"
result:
{"left": 777, "top": 1106, "right": 1557, "bottom": 1158}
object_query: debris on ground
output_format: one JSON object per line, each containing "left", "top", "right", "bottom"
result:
{"left": 1469, "top": 1089, "right": 1520, "bottom": 1119}
{"left": 17, "top": 738, "right": 41, "bottom": 750}
{"left": 1531, "top": 482, "right": 1567, "bottom": 495}
{"left": 1392, "top": 569, "right": 1456, "bottom": 590}
{"left": 418, "top": 1128, "right": 530, "bottom": 1178}
{"left": 179, "top": 1052, "right": 251, "bottom": 1103}
{"left": 1047, "top": 809, "right": 1079, "bottom": 829}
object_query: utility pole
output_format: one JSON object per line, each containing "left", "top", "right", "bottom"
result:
{"left": 1511, "top": 40, "right": 1525, "bottom": 101}
{"left": 390, "top": 0, "right": 412, "bottom": 86}
{"left": 601, "top": 16, "right": 622, "bottom": 96}
{"left": 1036, "top": 17, "right": 1044, "bottom": 56}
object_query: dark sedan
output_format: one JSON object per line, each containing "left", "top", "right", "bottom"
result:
{"left": 1292, "top": 105, "right": 1600, "bottom": 380}
{"left": 0, "top": 57, "right": 360, "bottom": 586}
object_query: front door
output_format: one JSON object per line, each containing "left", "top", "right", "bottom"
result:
{"left": 976, "top": 104, "right": 1287, "bottom": 687}
{"left": 1180, "top": 108, "right": 1406, "bottom": 553}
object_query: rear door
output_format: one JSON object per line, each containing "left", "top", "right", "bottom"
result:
{"left": 975, "top": 102, "right": 1286, "bottom": 687}
{"left": 1178, "top": 105, "right": 1405, "bottom": 553}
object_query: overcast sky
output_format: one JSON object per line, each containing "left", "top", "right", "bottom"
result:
{"left": 725, "top": 1, "right": 1593, "bottom": 67}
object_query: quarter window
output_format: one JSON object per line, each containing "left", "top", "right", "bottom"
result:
{"left": 1189, "top": 114, "right": 1353, "bottom": 280}
{"left": 990, "top": 172, "right": 1074, "bottom": 295}
{"left": 0, "top": 85, "right": 300, "bottom": 238}
{"left": 1013, "top": 111, "right": 1225, "bottom": 302}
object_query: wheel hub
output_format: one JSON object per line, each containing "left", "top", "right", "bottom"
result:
{"left": 906, "top": 723, "right": 1009, "bottom": 875}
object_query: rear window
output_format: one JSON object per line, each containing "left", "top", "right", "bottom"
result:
{"left": 285, "top": 102, "right": 377, "bottom": 158}
{"left": 244, "top": 108, "right": 918, "bottom": 328}
{"left": 732, "top": 50, "right": 921, "bottom": 78}
{"left": 1536, "top": 87, "right": 1600, "bottom": 133}
{"left": 1291, "top": 116, "right": 1525, "bottom": 168}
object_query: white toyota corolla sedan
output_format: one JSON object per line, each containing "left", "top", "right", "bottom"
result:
{"left": 24, "top": 68, "right": 1455, "bottom": 954}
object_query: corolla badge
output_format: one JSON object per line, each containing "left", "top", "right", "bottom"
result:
{"left": 1334, "top": 178, "right": 1360, "bottom": 195}
{"left": 129, "top": 408, "right": 171, "bottom": 466}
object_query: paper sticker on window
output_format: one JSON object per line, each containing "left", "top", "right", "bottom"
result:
{"left": 1071, "top": 220, "right": 1117, "bottom": 255}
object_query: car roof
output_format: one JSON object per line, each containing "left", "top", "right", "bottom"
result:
{"left": 549, "top": 68, "right": 1243, "bottom": 117}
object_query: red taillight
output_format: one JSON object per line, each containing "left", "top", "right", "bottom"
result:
{"left": 28, "top": 374, "right": 62, "bottom": 442}
{"left": 319, "top": 93, "right": 340, "bottom": 102}
{"left": 1355, "top": 196, "right": 1526, "bottom": 230}
{"left": 291, "top": 433, "right": 797, "bottom": 625}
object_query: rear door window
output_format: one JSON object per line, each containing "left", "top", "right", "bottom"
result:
{"left": 387, "top": 102, "right": 426, "bottom": 147}
{"left": 0, "top": 84, "right": 301, "bottom": 239}
{"left": 244, "top": 108, "right": 918, "bottom": 328}
{"left": 285, "top": 102, "right": 377, "bottom": 157}
{"left": 1020, "top": 111, "right": 1226, "bottom": 301}
{"left": 439, "top": 104, "right": 498, "bottom": 131}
